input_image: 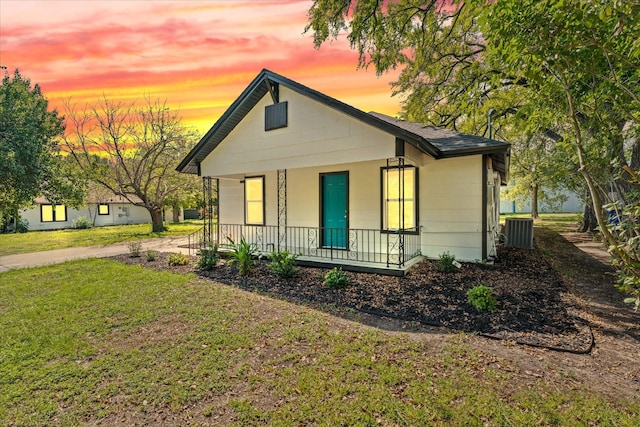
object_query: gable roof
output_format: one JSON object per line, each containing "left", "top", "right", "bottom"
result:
{"left": 177, "top": 69, "right": 510, "bottom": 181}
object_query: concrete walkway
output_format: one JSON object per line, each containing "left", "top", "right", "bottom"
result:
{"left": 0, "top": 236, "right": 192, "bottom": 273}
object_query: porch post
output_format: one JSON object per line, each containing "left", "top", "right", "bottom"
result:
{"left": 385, "top": 157, "right": 406, "bottom": 267}
{"left": 202, "top": 177, "right": 212, "bottom": 246}
{"left": 277, "top": 169, "right": 287, "bottom": 251}
{"left": 398, "top": 157, "right": 405, "bottom": 267}
{"left": 202, "top": 177, "right": 218, "bottom": 247}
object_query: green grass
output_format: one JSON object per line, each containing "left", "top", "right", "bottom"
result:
{"left": 1, "top": 260, "right": 638, "bottom": 426}
{"left": 0, "top": 221, "right": 202, "bottom": 256}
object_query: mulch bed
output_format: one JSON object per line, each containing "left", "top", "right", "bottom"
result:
{"left": 112, "top": 245, "right": 594, "bottom": 353}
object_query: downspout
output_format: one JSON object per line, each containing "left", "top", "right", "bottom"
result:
{"left": 487, "top": 109, "right": 496, "bottom": 140}
{"left": 482, "top": 109, "right": 496, "bottom": 262}
{"left": 482, "top": 155, "right": 488, "bottom": 261}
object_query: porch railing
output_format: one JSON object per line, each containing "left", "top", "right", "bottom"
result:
{"left": 190, "top": 223, "right": 421, "bottom": 268}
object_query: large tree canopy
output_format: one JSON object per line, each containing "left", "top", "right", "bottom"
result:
{"left": 0, "top": 69, "right": 82, "bottom": 219}
{"left": 307, "top": 0, "right": 640, "bottom": 307}
{"left": 62, "top": 96, "right": 200, "bottom": 232}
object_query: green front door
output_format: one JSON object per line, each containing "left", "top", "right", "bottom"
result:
{"left": 321, "top": 172, "right": 348, "bottom": 248}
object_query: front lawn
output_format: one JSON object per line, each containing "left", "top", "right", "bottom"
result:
{"left": 0, "top": 221, "right": 202, "bottom": 256}
{"left": 0, "top": 259, "right": 637, "bottom": 426}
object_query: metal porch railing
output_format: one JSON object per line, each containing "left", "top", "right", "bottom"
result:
{"left": 189, "top": 223, "right": 421, "bottom": 268}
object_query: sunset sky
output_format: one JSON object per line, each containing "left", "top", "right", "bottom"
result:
{"left": 0, "top": 0, "right": 403, "bottom": 134}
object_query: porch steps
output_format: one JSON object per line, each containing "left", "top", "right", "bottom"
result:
{"left": 296, "top": 255, "right": 423, "bottom": 277}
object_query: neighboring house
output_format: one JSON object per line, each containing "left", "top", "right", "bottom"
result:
{"left": 20, "top": 196, "right": 180, "bottom": 231}
{"left": 500, "top": 187, "right": 583, "bottom": 214}
{"left": 177, "top": 69, "right": 510, "bottom": 273}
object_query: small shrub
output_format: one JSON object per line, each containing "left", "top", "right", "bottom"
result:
{"left": 16, "top": 217, "right": 29, "bottom": 233}
{"left": 324, "top": 267, "right": 349, "bottom": 289}
{"left": 146, "top": 249, "right": 158, "bottom": 262}
{"left": 128, "top": 241, "right": 142, "bottom": 257}
{"left": 224, "top": 236, "right": 258, "bottom": 276}
{"left": 267, "top": 250, "right": 299, "bottom": 278}
{"left": 467, "top": 285, "right": 497, "bottom": 311}
{"left": 436, "top": 251, "right": 458, "bottom": 273}
{"left": 197, "top": 245, "right": 220, "bottom": 271}
{"left": 71, "top": 216, "right": 92, "bottom": 229}
{"left": 168, "top": 253, "right": 190, "bottom": 266}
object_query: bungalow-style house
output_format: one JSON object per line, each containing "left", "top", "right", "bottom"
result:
{"left": 177, "top": 69, "right": 510, "bottom": 274}
{"left": 19, "top": 196, "right": 181, "bottom": 231}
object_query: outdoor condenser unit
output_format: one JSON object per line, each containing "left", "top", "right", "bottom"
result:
{"left": 504, "top": 218, "right": 534, "bottom": 249}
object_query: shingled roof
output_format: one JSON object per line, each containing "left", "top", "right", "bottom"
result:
{"left": 177, "top": 69, "right": 510, "bottom": 182}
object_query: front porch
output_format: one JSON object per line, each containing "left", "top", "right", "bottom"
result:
{"left": 187, "top": 223, "right": 422, "bottom": 275}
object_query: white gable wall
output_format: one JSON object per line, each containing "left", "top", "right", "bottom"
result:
{"left": 200, "top": 87, "right": 396, "bottom": 177}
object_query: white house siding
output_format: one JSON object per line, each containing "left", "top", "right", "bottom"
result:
{"left": 420, "top": 155, "right": 484, "bottom": 261}
{"left": 214, "top": 156, "right": 490, "bottom": 262}
{"left": 96, "top": 204, "right": 151, "bottom": 226}
{"left": 20, "top": 203, "right": 151, "bottom": 231}
{"left": 218, "top": 171, "right": 278, "bottom": 225}
{"left": 218, "top": 160, "right": 383, "bottom": 230}
{"left": 216, "top": 159, "right": 404, "bottom": 258}
{"left": 200, "top": 87, "right": 396, "bottom": 178}
{"left": 197, "top": 82, "right": 499, "bottom": 263}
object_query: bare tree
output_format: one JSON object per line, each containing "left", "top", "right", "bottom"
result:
{"left": 62, "top": 96, "right": 200, "bottom": 232}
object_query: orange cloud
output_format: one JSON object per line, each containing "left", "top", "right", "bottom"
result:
{"left": 1, "top": 0, "right": 402, "bottom": 134}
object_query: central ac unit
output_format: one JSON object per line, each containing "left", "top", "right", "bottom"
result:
{"left": 504, "top": 218, "right": 534, "bottom": 249}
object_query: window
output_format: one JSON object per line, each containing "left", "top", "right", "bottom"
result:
{"left": 41, "top": 204, "right": 67, "bottom": 222}
{"left": 382, "top": 166, "right": 417, "bottom": 231}
{"left": 98, "top": 204, "right": 109, "bottom": 215}
{"left": 244, "top": 176, "right": 264, "bottom": 225}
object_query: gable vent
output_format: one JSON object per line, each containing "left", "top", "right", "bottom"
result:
{"left": 265, "top": 101, "right": 288, "bottom": 131}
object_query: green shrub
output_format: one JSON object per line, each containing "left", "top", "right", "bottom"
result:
{"left": 267, "top": 250, "right": 299, "bottom": 278}
{"left": 128, "top": 241, "right": 142, "bottom": 257}
{"left": 168, "top": 253, "right": 190, "bottom": 266}
{"left": 225, "top": 236, "right": 258, "bottom": 276}
{"left": 323, "top": 267, "right": 349, "bottom": 289}
{"left": 15, "top": 217, "right": 29, "bottom": 233}
{"left": 146, "top": 248, "right": 158, "bottom": 262}
{"left": 71, "top": 216, "right": 92, "bottom": 229}
{"left": 436, "top": 251, "right": 458, "bottom": 273}
{"left": 467, "top": 285, "right": 497, "bottom": 311}
{"left": 197, "top": 245, "right": 219, "bottom": 271}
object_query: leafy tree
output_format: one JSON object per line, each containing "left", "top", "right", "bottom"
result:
{"left": 164, "top": 177, "right": 201, "bottom": 223}
{"left": 504, "top": 133, "right": 570, "bottom": 217}
{"left": 0, "top": 69, "right": 83, "bottom": 221}
{"left": 62, "top": 96, "right": 200, "bottom": 232}
{"left": 306, "top": 0, "right": 640, "bottom": 305}
{"left": 481, "top": 0, "right": 640, "bottom": 304}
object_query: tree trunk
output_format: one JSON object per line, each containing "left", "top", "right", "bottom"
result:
{"left": 150, "top": 208, "right": 165, "bottom": 232}
{"left": 579, "top": 203, "right": 598, "bottom": 232}
{"left": 530, "top": 184, "right": 539, "bottom": 219}
{"left": 172, "top": 203, "right": 181, "bottom": 223}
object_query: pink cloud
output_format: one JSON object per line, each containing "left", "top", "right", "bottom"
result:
{"left": 1, "top": 0, "right": 402, "bottom": 133}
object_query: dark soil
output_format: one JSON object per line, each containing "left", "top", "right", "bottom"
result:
{"left": 113, "top": 238, "right": 596, "bottom": 353}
